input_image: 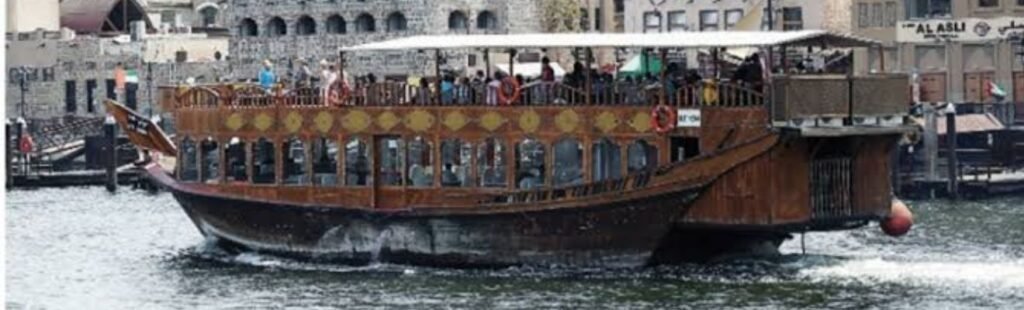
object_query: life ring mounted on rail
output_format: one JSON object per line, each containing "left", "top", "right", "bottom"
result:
{"left": 650, "top": 104, "right": 677, "bottom": 134}
{"left": 497, "top": 77, "right": 521, "bottom": 105}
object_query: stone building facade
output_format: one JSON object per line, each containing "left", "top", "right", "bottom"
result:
{"left": 851, "top": 0, "right": 1024, "bottom": 104}
{"left": 226, "top": 0, "right": 544, "bottom": 79}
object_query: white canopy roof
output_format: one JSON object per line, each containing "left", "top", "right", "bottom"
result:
{"left": 341, "top": 30, "right": 878, "bottom": 52}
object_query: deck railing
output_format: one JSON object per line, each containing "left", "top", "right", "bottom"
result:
{"left": 162, "top": 80, "right": 768, "bottom": 108}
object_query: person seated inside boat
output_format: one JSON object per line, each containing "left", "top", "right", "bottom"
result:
{"left": 517, "top": 168, "right": 543, "bottom": 189}
{"left": 408, "top": 163, "right": 431, "bottom": 187}
{"left": 441, "top": 163, "right": 461, "bottom": 187}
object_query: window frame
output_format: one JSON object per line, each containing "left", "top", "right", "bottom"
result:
{"left": 699, "top": 10, "right": 720, "bottom": 32}
{"left": 643, "top": 11, "right": 662, "bottom": 33}
{"left": 666, "top": 10, "right": 687, "bottom": 32}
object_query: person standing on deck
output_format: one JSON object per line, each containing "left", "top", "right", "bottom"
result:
{"left": 259, "top": 60, "right": 277, "bottom": 92}
{"left": 294, "top": 59, "right": 312, "bottom": 89}
{"left": 486, "top": 72, "right": 503, "bottom": 105}
{"left": 540, "top": 57, "right": 555, "bottom": 103}
{"left": 319, "top": 60, "right": 338, "bottom": 105}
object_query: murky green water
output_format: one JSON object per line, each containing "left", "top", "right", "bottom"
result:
{"left": 6, "top": 188, "right": 1024, "bottom": 309}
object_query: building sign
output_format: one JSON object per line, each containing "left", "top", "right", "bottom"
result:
{"left": 677, "top": 109, "right": 701, "bottom": 128}
{"left": 898, "top": 17, "right": 1024, "bottom": 43}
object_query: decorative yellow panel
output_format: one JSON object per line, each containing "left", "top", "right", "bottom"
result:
{"left": 342, "top": 110, "right": 371, "bottom": 132}
{"left": 314, "top": 111, "right": 334, "bottom": 133}
{"left": 479, "top": 111, "right": 507, "bottom": 132}
{"left": 554, "top": 110, "right": 580, "bottom": 133}
{"left": 253, "top": 113, "right": 274, "bottom": 132}
{"left": 377, "top": 111, "right": 400, "bottom": 131}
{"left": 443, "top": 111, "right": 469, "bottom": 131}
{"left": 594, "top": 111, "right": 619, "bottom": 133}
{"left": 628, "top": 111, "right": 652, "bottom": 133}
{"left": 404, "top": 109, "right": 435, "bottom": 132}
{"left": 225, "top": 112, "right": 245, "bottom": 131}
{"left": 284, "top": 111, "right": 303, "bottom": 134}
{"left": 518, "top": 109, "right": 541, "bottom": 133}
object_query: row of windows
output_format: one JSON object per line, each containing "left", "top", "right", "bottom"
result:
{"left": 179, "top": 136, "right": 658, "bottom": 189}
{"left": 238, "top": 11, "right": 498, "bottom": 37}
{"left": 642, "top": 6, "right": 804, "bottom": 33}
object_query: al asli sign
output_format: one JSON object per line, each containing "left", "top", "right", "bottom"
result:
{"left": 897, "top": 17, "right": 1024, "bottom": 43}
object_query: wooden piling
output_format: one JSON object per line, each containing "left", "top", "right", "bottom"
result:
{"left": 945, "top": 104, "right": 958, "bottom": 199}
{"left": 6, "top": 119, "right": 12, "bottom": 188}
{"left": 105, "top": 116, "right": 118, "bottom": 193}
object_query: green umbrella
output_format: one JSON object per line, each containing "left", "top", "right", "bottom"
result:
{"left": 618, "top": 53, "right": 663, "bottom": 78}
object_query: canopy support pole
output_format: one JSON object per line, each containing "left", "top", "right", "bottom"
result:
{"left": 484, "top": 49, "right": 491, "bottom": 78}
{"left": 878, "top": 44, "right": 886, "bottom": 73}
{"left": 660, "top": 49, "right": 668, "bottom": 106}
{"left": 434, "top": 49, "right": 442, "bottom": 105}
{"left": 338, "top": 50, "right": 345, "bottom": 83}
{"left": 586, "top": 48, "right": 594, "bottom": 105}
{"left": 508, "top": 49, "right": 517, "bottom": 77}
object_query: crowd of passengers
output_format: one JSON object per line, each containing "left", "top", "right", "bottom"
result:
{"left": 249, "top": 54, "right": 767, "bottom": 106}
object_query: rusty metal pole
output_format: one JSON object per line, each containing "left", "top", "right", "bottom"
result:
{"left": 105, "top": 115, "right": 118, "bottom": 193}
{"left": 945, "top": 103, "right": 958, "bottom": 199}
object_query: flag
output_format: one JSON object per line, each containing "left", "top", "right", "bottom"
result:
{"left": 987, "top": 81, "right": 1006, "bottom": 101}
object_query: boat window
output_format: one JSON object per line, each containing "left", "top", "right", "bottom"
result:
{"left": 407, "top": 137, "right": 434, "bottom": 187}
{"left": 628, "top": 140, "right": 659, "bottom": 173}
{"left": 378, "top": 137, "right": 404, "bottom": 186}
{"left": 312, "top": 137, "right": 339, "bottom": 186}
{"left": 441, "top": 139, "right": 472, "bottom": 187}
{"left": 179, "top": 137, "right": 199, "bottom": 182}
{"left": 553, "top": 138, "right": 584, "bottom": 186}
{"left": 225, "top": 137, "right": 247, "bottom": 182}
{"left": 516, "top": 139, "right": 546, "bottom": 189}
{"left": 592, "top": 138, "right": 622, "bottom": 181}
{"left": 252, "top": 138, "right": 276, "bottom": 184}
{"left": 200, "top": 138, "right": 220, "bottom": 183}
{"left": 345, "top": 138, "right": 371, "bottom": 186}
{"left": 477, "top": 137, "right": 507, "bottom": 188}
{"left": 283, "top": 137, "right": 308, "bottom": 185}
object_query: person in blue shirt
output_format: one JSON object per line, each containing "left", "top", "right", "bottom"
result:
{"left": 259, "top": 60, "right": 276, "bottom": 92}
{"left": 440, "top": 74, "right": 455, "bottom": 104}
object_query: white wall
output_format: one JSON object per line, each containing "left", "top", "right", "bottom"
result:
{"left": 6, "top": 0, "right": 60, "bottom": 32}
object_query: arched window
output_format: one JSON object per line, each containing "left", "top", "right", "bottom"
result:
{"left": 200, "top": 138, "right": 220, "bottom": 183}
{"left": 407, "top": 137, "right": 434, "bottom": 187}
{"left": 592, "top": 138, "right": 622, "bottom": 181}
{"left": 448, "top": 11, "right": 468, "bottom": 31}
{"left": 179, "top": 137, "right": 199, "bottom": 181}
{"left": 477, "top": 137, "right": 506, "bottom": 188}
{"left": 296, "top": 15, "right": 316, "bottom": 35}
{"left": 378, "top": 137, "right": 404, "bottom": 186}
{"left": 345, "top": 138, "right": 370, "bottom": 186}
{"left": 516, "top": 139, "right": 545, "bottom": 189}
{"left": 477, "top": 10, "right": 497, "bottom": 30}
{"left": 239, "top": 18, "right": 258, "bottom": 37}
{"left": 628, "top": 140, "right": 658, "bottom": 173}
{"left": 199, "top": 6, "right": 218, "bottom": 27}
{"left": 386, "top": 12, "right": 408, "bottom": 32}
{"left": 553, "top": 138, "right": 583, "bottom": 186}
{"left": 252, "top": 138, "right": 276, "bottom": 184}
{"left": 312, "top": 137, "right": 338, "bottom": 185}
{"left": 326, "top": 14, "right": 346, "bottom": 34}
{"left": 267, "top": 17, "right": 287, "bottom": 37}
{"left": 226, "top": 137, "right": 247, "bottom": 182}
{"left": 282, "top": 137, "right": 307, "bottom": 185}
{"left": 355, "top": 13, "right": 376, "bottom": 33}
{"left": 441, "top": 139, "right": 472, "bottom": 187}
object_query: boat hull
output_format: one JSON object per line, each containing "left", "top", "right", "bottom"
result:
{"left": 170, "top": 185, "right": 702, "bottom": 268}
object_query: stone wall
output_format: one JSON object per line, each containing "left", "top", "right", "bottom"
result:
{"left": 227, "top": 0, "right": 544, "bottom": 78}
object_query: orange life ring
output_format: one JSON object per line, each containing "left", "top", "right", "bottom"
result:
{"left": 650, "top": 104, "right": 677, "bottom": 134}
{"left": 497, "top": 77, "right": 521, "bottom": 105}
{"left": 327, "top": 81, "right": 351, "bottom": 106}
{"left": 19, "top": 134, "right": 34, "bottom": 153}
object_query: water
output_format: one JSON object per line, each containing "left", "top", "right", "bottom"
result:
{"left": 6, "top": 187, "right": 1024, "bottom": 309}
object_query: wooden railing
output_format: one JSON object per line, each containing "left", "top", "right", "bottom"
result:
{"left": 162, "top": 80, "right": 767, "bottom": 109}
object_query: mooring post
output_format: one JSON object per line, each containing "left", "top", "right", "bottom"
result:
{"left": 5, "top": 119, "right": 13, "bottom": 188}
{"left": 922, "top": 103, "right": 938, "bottom": 198}
{"left": 945, "top": 103, "right": 958, "bottom": 199}
{"left": 15, "top": 117, "right": 26, "bottom": 176}
{"left": 104, "top": 115, "right": 118, "bottom": 193}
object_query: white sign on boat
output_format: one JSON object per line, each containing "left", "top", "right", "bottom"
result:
{"left": 677, "top": 109, "right": 701, "bottom": 128}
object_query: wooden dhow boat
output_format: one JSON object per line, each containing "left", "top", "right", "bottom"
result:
{"left": 109, "top": 30, "right": 914, "bottom": 267}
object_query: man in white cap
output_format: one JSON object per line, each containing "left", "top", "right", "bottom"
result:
{"left": 319, "top": 60, "right": 338, "bottom": 105}
{"left": 259, "top": 60, "right": 276, "bottom": 91}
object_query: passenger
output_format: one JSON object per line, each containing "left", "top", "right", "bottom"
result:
{"left": 486, "top": 72, "right": 503, "bottom": 105}
{"left": 472, "top": 70, "right": 486, "bottom": 84}
{"left": 456, "top": 77, "right": 471, "bottom": 104}
{"left": 540, "top": 57, "right": 555, "bottom": 83}
{"left": 294, "top": 59, "right": 312, "bottom": 89}
{"left": 441, "top": 75, "right": 455, "bottom": 105}
{"left": 745, "top": 53, "right": 764, "bottom": 92}
{"left": 319, "top": 61, "right": 338, "bottom": 105}
{"left": 259, "top": 60, "right": 277, "bottom": 92}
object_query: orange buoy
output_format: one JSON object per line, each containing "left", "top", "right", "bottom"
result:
{"left": 881, "top": 199, "right": 913, "bottom": 237}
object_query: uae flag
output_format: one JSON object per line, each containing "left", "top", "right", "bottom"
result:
{"left": 988, "top": 82, "right": 1007, "bottom": 102}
